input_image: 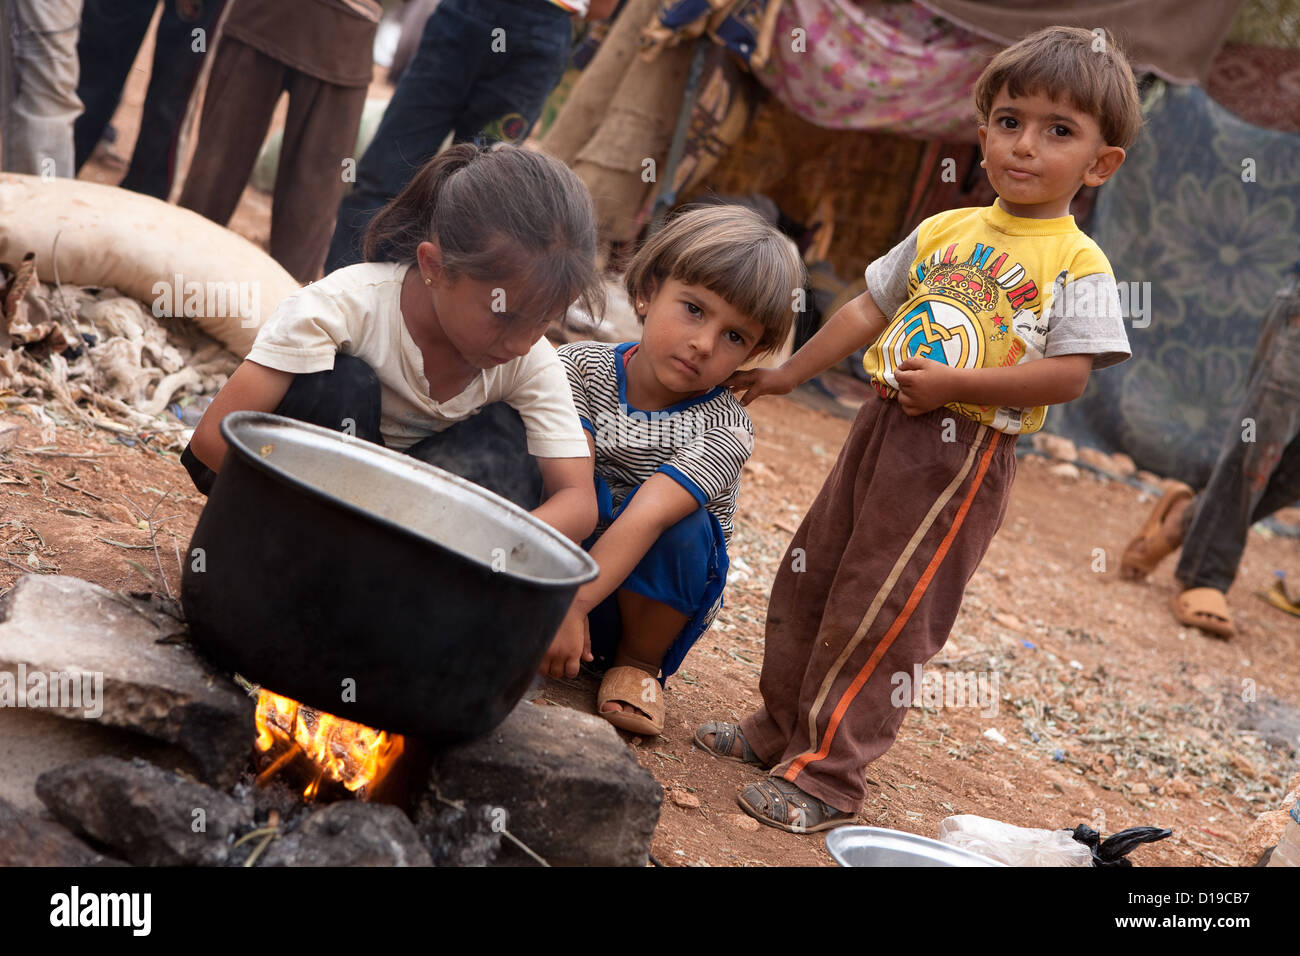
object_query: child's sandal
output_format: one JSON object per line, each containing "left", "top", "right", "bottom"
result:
{"left": 738, "top": 777, "right": 855, "bottom": 834}
{"left": 694, "top": 721, "right": 767, "bottom": 767}
{"left": 596, "top": 665, "right": 664, "bottom": 736}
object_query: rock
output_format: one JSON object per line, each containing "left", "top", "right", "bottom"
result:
{"left": 1229, "top": 754, "right": 1258, "bottom": 780}
{"left": 1239, "top": 774, "right": 1300, "bottom": 865}
{"left": 425, "top": 699, "right": 662, "bottom": 867}
{"left": 0, "top": 796, "right": 127, "bottom": 867}
{"left": 991, "top": 612, "right": 1022, "bottom": 632}
{"left": 0, "top": 421, "right": 19, "bottom": 451}
{"left": 1166, "top": 777, "right": 1196, "bottom": 797}
{"left": 1030, "top": 433, "right": 1077, "bottom": 462}
{"left": 1130, "top": 782, "right": 1151, "bottom": 796}
{"left": 1077, "top": 446, "right": 1115, "bottom": 475}
{"left": 0, "top": 575, "right": 254, "bottom": 787}
{"left": 1109, "top": 453, "right": 1137, "bottom": 477}
{"left": 260, "top": 802, "right": 432, "bottom": 867}
{"left": 0, "top": 705, "right": 201, "bottom": 813}
{"left": 412, "top": 799, "right": 501, "bottom": 867}
{"left": 671, "top": 790, "right": 700, "bottom": 809}
{"left": 1048, "top": 462, "right": 1081, "bottom": 481}
{"left": 35, "top": 756, "right": 249, "bottom": 866}
{"left": 727, "top": 813, "right": 759, "bottom": 831}
{"left": 982, "top": 728, "right": 1007, "bottom": 746}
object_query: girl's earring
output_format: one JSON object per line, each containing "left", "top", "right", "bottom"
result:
{"left": 424, "top": 277, "right": 432, "bottom": 286}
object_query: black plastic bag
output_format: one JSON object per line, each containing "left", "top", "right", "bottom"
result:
{"left": 1071, "top": 824, "right": 1172, "bottom": 867}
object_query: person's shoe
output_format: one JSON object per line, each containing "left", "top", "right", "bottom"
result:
{"left": 1120, "top": 482, "right": 1193, "bottom": 580}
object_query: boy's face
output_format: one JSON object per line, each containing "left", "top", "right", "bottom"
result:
{"left": 638, "top": 278, "right": 767, "bottom": 395}
{"left": 977, "top": 85, "right": 1126, "bottom": 219}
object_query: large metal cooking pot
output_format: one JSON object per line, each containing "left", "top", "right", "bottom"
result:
{"left": 181, "top": 411, "right": 598, "bottom": 743}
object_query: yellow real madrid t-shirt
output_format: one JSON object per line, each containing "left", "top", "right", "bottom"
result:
{"left": 862, "top": 202, "right": 1131, "bottom": 435}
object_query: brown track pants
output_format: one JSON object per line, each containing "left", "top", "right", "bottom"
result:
{"left": 740, "top": 391, "right": 1019, "bottom": 813}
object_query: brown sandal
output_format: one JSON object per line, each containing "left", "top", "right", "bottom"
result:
{"left": 1120, "top": 482, "right": 1193, "bottom": 580}
{"left": 737, "top": 777, "right": 855, "bottom": 834}
{"left": 694, "top": 721, "right": 768, "bottom": 767}
{"left": 596, "top": 666, "right": 664, "bottom": 736}
{"left": 1172, "top": 587, "right": 1235, "bottom": 639}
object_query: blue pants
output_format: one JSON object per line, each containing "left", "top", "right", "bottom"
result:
{"left": 1176, "top": 265, "right": 1300, "bottom": 593}
{"left": 324, "top": 0, "right": 572, "bottom": 271}
{"left": 584, "top": 476, "right": 728, "bottom": 683}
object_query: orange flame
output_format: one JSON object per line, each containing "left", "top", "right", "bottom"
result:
{"left": 254, "top": 689, "right": 404, "bottom": 800}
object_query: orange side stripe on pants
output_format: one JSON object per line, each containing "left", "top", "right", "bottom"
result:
{"left": 784, "top": 433, "right": 1004, "bottom": 781}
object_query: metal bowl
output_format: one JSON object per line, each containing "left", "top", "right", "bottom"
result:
{"left": 826, "top": 826, "right": 1005, "bottom": 867}
{"left": 181, "top": 411, "right": 599, "bottom": 743}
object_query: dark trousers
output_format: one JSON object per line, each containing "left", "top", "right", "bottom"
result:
{"left": 324, "top": 0, "right": 571, "bottom": 272}
{"left": 1176, "top": 267, "right": 1300, "bottom": 593}
{"left": 176, "top": 35, "right": 367, "bottom": 282}
{"left": 181, "top": 355, "right": 544, "bottom": 509}
{"left": 74, "top": 0, "right": 228, "bottom": 198}
{"left": 740, "top": 394, "right": 1018, "bottom": 813}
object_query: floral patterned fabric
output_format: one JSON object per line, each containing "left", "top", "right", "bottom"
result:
{"left": 1049, "top": 80, "right": 1300, "bottom": 488}
{"left": 754, "top": 0, "right": 998, "bottom": 139}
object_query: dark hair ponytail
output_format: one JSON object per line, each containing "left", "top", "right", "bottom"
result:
{"left": 363, "top": 142, "right": 604, "bottom": 322}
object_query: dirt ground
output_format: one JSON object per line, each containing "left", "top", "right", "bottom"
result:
{"left": 12, "top": 30, "right": 1292, "bottom": 868}
{"left": 3, "top": 387, "right": 1298, "bottom": 868}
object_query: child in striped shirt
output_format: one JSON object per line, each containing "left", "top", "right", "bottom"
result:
{"left": 547, "top": 205, "right": 807, "bottom": 738}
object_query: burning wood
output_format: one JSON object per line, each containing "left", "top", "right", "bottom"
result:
{"left": 254, "top": 689, "right": 404, "bottom": 801}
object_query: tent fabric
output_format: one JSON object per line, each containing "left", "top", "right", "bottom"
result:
{"left": 1048, "top": 80, "right": 1300, "bottom": 487}
{"left": 1205, "top": 43, "right": 1300, "bottom": 133}
{"left": 754, "top": 0, "right": 998, "bottom": 138}
{"left": 915, "top": 0, "right": 1245, "bottom": 86}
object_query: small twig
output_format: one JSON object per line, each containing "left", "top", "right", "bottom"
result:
{"left": 97, "top": 537, "right": 157, "bottom": 550}
{"left": 0, "top": 555, "right": 32, "bottom": 574}
{"left": 242, "top": 829, "right": 280, "bottom": 868}
{"left": 651, "top": 750, "right": 683, "bottom": 763}
{"left": 13, "top": 447, "right": 115, "bottom": 459}
{"left": 55, "top": 478, "right": 101, "bottom": 500}
{"left": 123, "top": 558, "right": 157, "bottom": 588}
{"left": 430, "top": 784, "right": 549, "bottom": 867}
{"left": 120, "top": 491, "right": 173, "bottom": 599}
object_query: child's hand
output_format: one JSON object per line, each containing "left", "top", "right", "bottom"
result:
{"left": 540, "top": 605, "right": 592, "bottom": 679}
{"left": 724, "top": 366, "right": 797, "bottom": 406}
{"left": 894, "top": 355, "right": 955, "bottom": 416}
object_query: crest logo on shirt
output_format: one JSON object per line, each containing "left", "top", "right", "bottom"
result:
{"left": 879, "top": 298, "right": 982, "bottom": 378}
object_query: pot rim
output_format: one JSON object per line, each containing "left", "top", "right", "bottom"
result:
{"left": 217, "top": 410, "right": 599, "bottom": 589}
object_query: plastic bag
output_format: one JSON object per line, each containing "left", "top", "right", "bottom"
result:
{"left": 938, "top": 815, "right": 1094, "bottom": 867}
{"left": 1071, "top": 824, "right": 1172, "bottom": 867}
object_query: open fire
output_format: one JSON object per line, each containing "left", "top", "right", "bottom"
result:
{"left": 254, "top": 689, "right": 405, "bottom": 801}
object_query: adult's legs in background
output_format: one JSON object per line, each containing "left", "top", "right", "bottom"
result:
{"left": 323, "top": 0, "right": 480, "bottom": 271}
{"left": 176, "top": 36, "right": 284, "bottom": 229}
{"left": 1175, "top": 269, "right": 1300, "bottom": 595}
{"left": 119, "top": 0, "right": 229, "bottom": 198}
{"left": 271, "top": 69, "right": 368, "bottom": 281}
{"left": 72, "top": 0, "right": 154, "bottom": 171}
{"left": 0, "top": 0, "right": 83, "bottom": 176}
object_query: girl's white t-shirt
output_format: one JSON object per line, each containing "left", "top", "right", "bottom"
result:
{"left": 245, "top": 261, "right": 590, "bottom": 457}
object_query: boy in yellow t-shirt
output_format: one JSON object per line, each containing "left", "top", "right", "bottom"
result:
{"left": 696, "top": 26, "right": 1142, "bottom": 832}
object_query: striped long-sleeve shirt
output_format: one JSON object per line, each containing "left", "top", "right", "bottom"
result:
{"left": 558, "top": 340, "right": 754, "bottom": 543}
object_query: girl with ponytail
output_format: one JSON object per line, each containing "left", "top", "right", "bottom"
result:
{"left": 182, "top": 142, "right": 603, "bottom": 544}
